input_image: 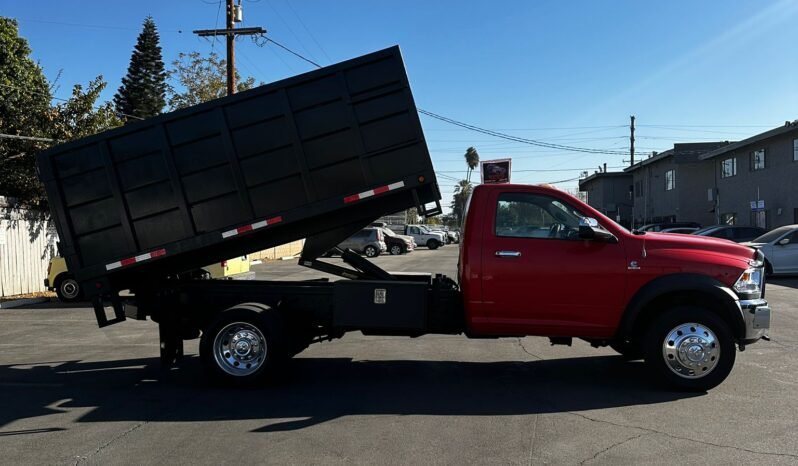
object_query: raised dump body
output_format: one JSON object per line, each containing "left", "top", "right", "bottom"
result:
{"left": 37, "top": 46, "right": 440, "bottom": 297}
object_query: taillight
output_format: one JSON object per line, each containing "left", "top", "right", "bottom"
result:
{"left": 378, "top": 230, "right": 383, "bottom": 241}
{"left": 221, "top": 260, "right": 227, "bottom": 268}
{"left": 47, "top": 261, "right": 52, "bottom": 276}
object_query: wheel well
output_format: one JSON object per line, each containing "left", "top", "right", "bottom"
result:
{"left": 624, "top": 290, "right": 744, "bottom": 342}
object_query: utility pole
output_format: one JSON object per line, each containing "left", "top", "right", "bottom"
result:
{"left": 629, "top": 115, "right": 636, "bottom": 167}
{"left": 226, "top": 0, "right": 236, "bottom": 96}
{"left": 193, "top": 1, "right": 266, "bottom": 96}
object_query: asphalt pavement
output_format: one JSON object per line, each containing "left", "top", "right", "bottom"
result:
{"left": 1, "top": 245, "right": 797, "bottom": 465}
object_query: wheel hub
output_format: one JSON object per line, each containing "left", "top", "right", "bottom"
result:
{"left": 213, "top": 323, "right": 267, "bottom": 377}
{"left": 663, "top": 323, "right": 719, "bottom": 379}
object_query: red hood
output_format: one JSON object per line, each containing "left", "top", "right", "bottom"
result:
{"left": 639, "top": 232, "right": 755, "bottom": 268}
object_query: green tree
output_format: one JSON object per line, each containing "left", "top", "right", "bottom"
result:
{"left": 167, "top": 51, "right": 257, "bottom": 110}
{"left": 114, "top": 16, "right": 167, "bottom": 120}
{"left": 450, "top": 179, "right": 473, "bottom": 225}
{"left": 46, "top": 77, "right": 122, "bottom": 143}
{"left": 0, "top": 17, "right": 53, "bottom": 207}
{"left": 464, "top": 146, "right": 480, "bottom": 183}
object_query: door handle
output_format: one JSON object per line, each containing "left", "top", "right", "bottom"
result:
{"left": 495, "top": 250, "right": 521, "bottom": 258}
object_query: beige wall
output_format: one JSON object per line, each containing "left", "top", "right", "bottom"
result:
{"left": 249, "top": 239, "right": 305, "bottom": 261}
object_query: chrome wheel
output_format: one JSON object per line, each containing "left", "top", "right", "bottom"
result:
{"left": 364, "top": 246, "right": 378, "bottom": 257}
{"left": 60, "top": 278, "right": 80, "bottom": 300}
{"left": 662, "top": 322, "right": 719, "bottom": 379}
{"left": 390, "top": 245, "right": 402, "bottom": 255}
{"left": 213, "top": 322, "right": 267, "bottom": 377}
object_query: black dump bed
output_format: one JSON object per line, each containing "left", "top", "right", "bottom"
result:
{"left": 37, "top": 46, "right": 440, "bottom": 295}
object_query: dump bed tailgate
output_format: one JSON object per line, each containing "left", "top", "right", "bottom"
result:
{"left": 37, "top": 46, "right": 439, "bottom": 295}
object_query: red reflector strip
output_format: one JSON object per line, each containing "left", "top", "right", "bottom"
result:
{"left": 106, "top": 248, "right": 167, "bottom": 271}
{"left": 343, "top": 181, "right": 405, "bottom": 204}
{"left": 222, "top": 216, "right": 283, "bottom": 239}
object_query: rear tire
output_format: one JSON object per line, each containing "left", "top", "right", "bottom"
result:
{"left": 200, "top": 304, "right": 287, "bottom": 386}
{"left": 643, "top": 306, "right": 735, "bottom": 391}
{"left": 389, "top": 244, "right": 404, "bottom": 255}
{"left": 364, "top": 245, "right": 379, "bottom": 257}
{"left": 427, "top": 239, "right": 440, "bottom": 250}
{"left": 55, "top": 275, "right": 82, "bottom": 302}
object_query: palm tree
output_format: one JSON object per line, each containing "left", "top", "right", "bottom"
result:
{"left": 464, "top": 146, "right": 480, "bottom": 183}
{"left": 451, "top": 179, "right": 473, "bottom": 225}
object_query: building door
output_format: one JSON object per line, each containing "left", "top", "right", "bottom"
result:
{"left": 794, "top": 208, "right": 798, "bottom": 223}
{"left": 751, "top": 210, "right": 767, "bottom": 229}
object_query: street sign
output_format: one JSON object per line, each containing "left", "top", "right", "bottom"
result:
{"left": 750, "top": 200, "right": 765, "bottom": 212}
{"left": 480, "top": 158, "right": 511, "bottom": 184}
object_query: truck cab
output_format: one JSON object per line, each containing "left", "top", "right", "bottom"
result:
{"left": 459, "top": 183, "right": 770, "bottom": 389}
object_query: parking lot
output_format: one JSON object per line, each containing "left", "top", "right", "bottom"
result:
{"left": 1, "top": 246, "right": 797, "bottom": 465}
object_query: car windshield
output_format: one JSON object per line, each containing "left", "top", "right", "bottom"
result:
{"left": 382, "top": 228, "right": 396, "bottom": 237}
{"left": 418, "top": 225, "right": 431, "bottom": 233}
{"left": 752, "top": 226, "right": 794, "bottom": 243}
{"left": 693, "top": 226, "right": 721, "bottom": 235}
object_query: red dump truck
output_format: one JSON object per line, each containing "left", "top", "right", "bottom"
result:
{"left": 37, "top": 47, "right": 770, "bottom": 391}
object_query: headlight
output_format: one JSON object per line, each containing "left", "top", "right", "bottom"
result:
{"left": 734, "top": 267, "right": 763, "bottom": 298}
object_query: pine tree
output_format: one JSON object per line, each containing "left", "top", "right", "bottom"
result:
{"left": 114, "top": 16, "right": 166, "bottom": 120}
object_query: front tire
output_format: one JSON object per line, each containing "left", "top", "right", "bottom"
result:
{"left": 427, "top": 239, "right": 440, "bottom": 250}
{"left": 364, "top": 245, "right": 379, "bottom": 257}
{"left": 200, "top": 304, "right": 287, "bottom": 385}
{"left": 55, "top": 275, "right": 82, "bottom": 302}
{"left": 389, "top": 244, "right": 404, "bottom": 255}
{"left": 643, "top": 306, "right": 735, "bottom": 391}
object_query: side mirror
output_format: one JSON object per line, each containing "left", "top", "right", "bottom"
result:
{"left": 778, "top": 238, "right": 790, "bottom": 246}
{"left": 579, "top": 217, "right": 617, "bottom": 243}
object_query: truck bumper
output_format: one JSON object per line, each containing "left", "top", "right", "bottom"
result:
{"left": 739, "top": 298, "right": 770, "bottom": 343}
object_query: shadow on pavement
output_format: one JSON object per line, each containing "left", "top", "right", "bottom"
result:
{"left": 0, "top": 354, "right": 701, "bottom": 433}
{"left": 769, "top": 277, "right": 798, "bottom": 290}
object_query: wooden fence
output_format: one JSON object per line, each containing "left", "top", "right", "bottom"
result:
{"left": 0, "top": 208, "right": 56, "bottom": 297}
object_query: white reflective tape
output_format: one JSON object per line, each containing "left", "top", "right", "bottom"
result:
{"left": 251, "top": 219, "right": 269, "bottom": 229}
{"left": 221, "top": 230, "right": 237, "bottom": 239}
{"left": 134, "top": 253, "right": 151, "bottom": 262}
{"left": 106, "top": 261, "right": 122, "bottom": 271}
{"left": 360, "top": 189, "right": 375, "bottom": 199}
{"left": 388, "top": 181, "right": 405, "bottom": 190}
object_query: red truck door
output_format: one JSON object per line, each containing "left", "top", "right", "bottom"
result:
{"left": 475, "top": 188, "right": 627, "bottom": 337}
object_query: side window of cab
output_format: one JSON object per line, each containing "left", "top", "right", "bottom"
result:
{"left": 495, "top": 192, "right": 584, "bottom": 240}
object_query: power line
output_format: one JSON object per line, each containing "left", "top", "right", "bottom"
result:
{"left": 257, "top": 35, "right": 322, "bottom": 68}
{"left": 0, "top": 133, "right": 59, "bottom": 143}
{"left": 418, "top": 109, "right": 629, "bottom": 156}
{"left": 0, "top": 83, "right": 144, "bottom": 120}
{"left": 283, "top": 0, "right": 333, "bottom": 63}
{"left": 263, "top": 0, "right": 320, "bottom": 63}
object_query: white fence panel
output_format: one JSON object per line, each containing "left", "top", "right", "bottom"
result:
{"left": 0, "top": 209, "right": 56, "bottom": 297}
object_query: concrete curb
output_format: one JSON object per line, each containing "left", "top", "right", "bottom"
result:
{"left": 0, "top": 297, "right": 50, "bottom": 309}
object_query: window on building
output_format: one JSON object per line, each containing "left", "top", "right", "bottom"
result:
{"left": 721, "top": 157, "right": 736, "bottom": 178}
{"left": 750, "top": 149, "right": 765, "bottom": 171}
{"left": 664, "top": 169, "right": 675, "bottom": 191}
{"left": 720, "top": 213, "right": 736, "bottom": 225}
{"left": 794, "top": 139, "right": 798, "bottom": 162}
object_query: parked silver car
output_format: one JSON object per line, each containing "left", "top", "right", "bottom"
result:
{"left": 336, "top": 227, "right": 387, "bottom": 258}
{"left": 744, "top": 225, "right": 798, "bottom": 275}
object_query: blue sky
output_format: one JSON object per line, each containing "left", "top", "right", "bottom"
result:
{"left": 4, "top": 0, "right": 798, "bottom": 204}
